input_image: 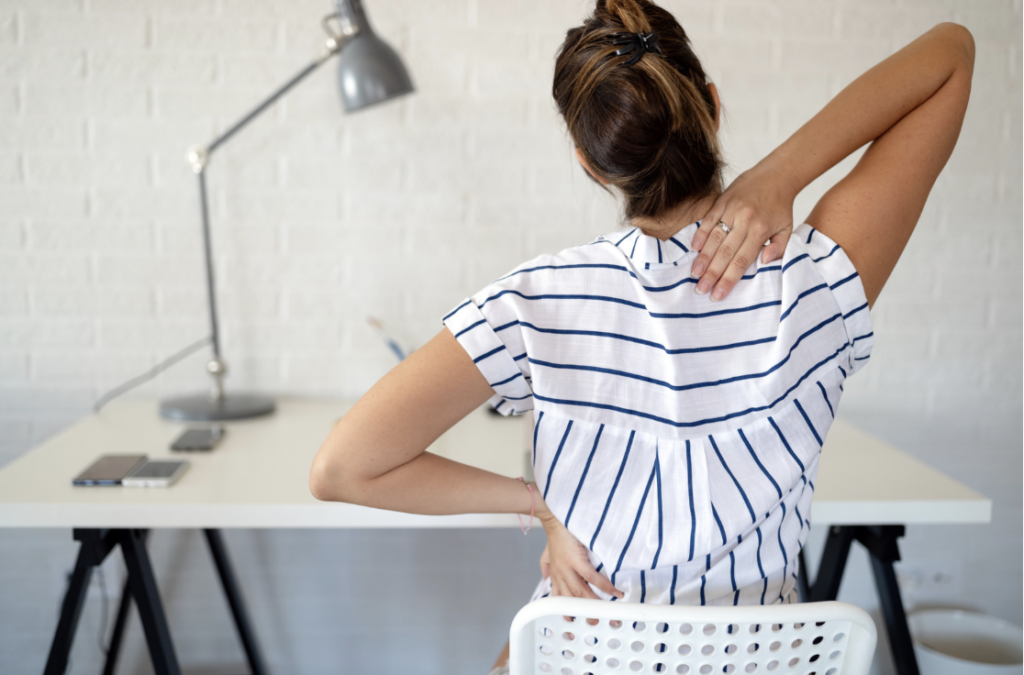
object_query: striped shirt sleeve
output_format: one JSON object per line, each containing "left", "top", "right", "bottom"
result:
{"left": 442, "top": 293, "right": 534, "bottom": 416}
{"left": 797, "top": 223, "right": 874, "bottom": 374}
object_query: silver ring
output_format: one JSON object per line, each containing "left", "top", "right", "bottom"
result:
{"left": 718, "top": 221, "right": 731, "bottom": 234}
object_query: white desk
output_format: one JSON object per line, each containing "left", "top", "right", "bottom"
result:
{"left": 0, "top": 399, "right": 991, "bottom": 529}
{"left": 0, "top": 399, "right": 991, "bottom": 675}
{"left": 0, "top": 400, "right": 529, "bottom": 530}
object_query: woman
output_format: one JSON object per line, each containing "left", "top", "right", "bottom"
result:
{"left": 310, "top": 1, "right": 974, "bottom": 672}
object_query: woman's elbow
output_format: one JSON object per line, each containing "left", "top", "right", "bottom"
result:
{"left": 308, "top": 455, "right": 335, "bottom": 501}
{"left": 937, "top": 22, "right": 975, "bottom": 69}
{"left": 309, "top": 452, "right": 355, "bottom": 503}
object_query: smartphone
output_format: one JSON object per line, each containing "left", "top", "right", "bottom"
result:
{"left": 121, "top": 460, "right": 190, "bottom": 487}
{"left": 72, "top": 455, "right": 148, "bottom": 486}
{"left": 170, "top": 426, "right": 225, "bottom": 452}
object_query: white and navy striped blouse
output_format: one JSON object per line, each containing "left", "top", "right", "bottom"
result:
{"left": 442, "top": 221, "right": 872, "bottom": 607}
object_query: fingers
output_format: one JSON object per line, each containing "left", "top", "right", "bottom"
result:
{"left": 556, "top": 569, "right": 598, "bottom": 599}
{"left": 761, "top": 228, "right": 791, "bottom": 264}
{"left": 548, "top": 565, "right": 622, "bottom": 600}
{"left": 549, "top": 569, "right": 597, "bottom": 599}
{"left": 709, "top": 225, "right": 767, "bottom": 301}
{"left": 691, "top": 200, "right": 726, "bottom": 252}
{"left": 543, "top": 519, "right": 622, "bottom": 600}
{"left": 572, "top": 580, "right": 601, "bottom": 600}
{"left": 691, "top": 220, "right": 728, "bottom": 283}
{"left": 585, "top": 569, "right": 624, "bottom": 599}
{"left": 694, "top": 225, "right": 743, "bottom": 296}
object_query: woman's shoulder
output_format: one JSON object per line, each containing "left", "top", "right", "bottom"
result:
{"left": 785, "top": 223, "right": 874, "bottom": 374}
{"left": 785, "top": 223, "right": 844, "bottom": 267}
{"left": 785, "top": 223, "right": 867, "bottom": 304}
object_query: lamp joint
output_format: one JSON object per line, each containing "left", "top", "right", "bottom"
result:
{"left": 187, "top": 145, "right": 210, "bottom": 173}
{"left": 320, "top": 11, "right": 357, "bottom": 60}
{"left": 206, "top": 357, "right": 227, "bottom": 401}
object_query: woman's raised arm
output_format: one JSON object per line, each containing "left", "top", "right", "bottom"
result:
{"left": 694, "top": 22, "right": 975, "bottom": 305}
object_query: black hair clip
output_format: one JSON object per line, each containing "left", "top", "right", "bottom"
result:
{"left": 612, "top": 31, "right": 662, "bottom": 67}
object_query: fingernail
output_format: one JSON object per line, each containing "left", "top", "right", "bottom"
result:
{"left": 711, "top": 287, "right": 725, "bottom": 301}
{"left": 692, "top": 237, "right": 704, "bottom": 251}
{"left": 691, "top": 262, "right": 705, "bottom": 278}
{"left": 696, "top": 280, "right": 711, "bottom": 294}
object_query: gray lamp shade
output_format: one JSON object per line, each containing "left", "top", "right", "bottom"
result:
{"left": 334, "top": 0, "right": 414, "bottom": 112}
{"left": 338, "top": 33, "right": 414, "bottom": 112}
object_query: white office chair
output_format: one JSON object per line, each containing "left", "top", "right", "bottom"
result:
{"left": 509, "top": 597, "right": 876, "bottom": 675}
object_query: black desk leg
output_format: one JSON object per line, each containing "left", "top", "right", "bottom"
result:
{"left": 808, "top": 525, "right": 921, "bottom": 675}
{"left": 809, "top": 525, "right": 855, "bottom": 602}
{"left": 796, "top": 549, "right": 810, "bottom": 602}
{"left": 101, "top": 578, "right": 132, "bottom": 675}
{"left": 44, "top": 535, "right": 97, "bottom": 674}
{"left": 118, "top": 529, "right": 181, "bottom": 675}
{"left": 204, "top": 529, "right": 269, "bottom": 675}
{"left": 860, "top": 526, "right": 920, "bottom": 675}
{"left": 46, "top": 529, "right": 264, "bottom": 675}
{"left": 44, "top": 530, "right": 119, "bottom": 675}
{"left": 102, "top": 530, "right": 146, "bottom": 675}
{"left": 43, "top": 545, "right": 92, "bottom": 675}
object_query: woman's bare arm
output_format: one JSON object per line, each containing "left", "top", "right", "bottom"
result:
{"left": 309, "top": 326, "right": 622, "bottom": 599}
{"left": 309, "top": 327, "right": 527, "bottom": 514}
{"left": 695, "top": 22, "right": 975, "bottom": 304}
{"left": 801, "top": 23, "right": 974, "bottom": 304}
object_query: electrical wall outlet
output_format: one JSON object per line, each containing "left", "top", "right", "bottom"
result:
{"left": 896, "top": 559, "right": 963, "bottom": 601}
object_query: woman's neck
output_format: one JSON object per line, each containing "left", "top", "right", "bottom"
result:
{"left": 633, "top": 191, "right": 721, "bottom": 240}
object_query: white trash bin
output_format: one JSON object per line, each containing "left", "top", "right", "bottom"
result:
{"left": 908, "top": 609, "right": 1023, "bottom": 675}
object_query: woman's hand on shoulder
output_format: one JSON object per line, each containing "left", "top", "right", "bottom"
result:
{"left": 537, "top": 503, "right": 622, "bottom": 600}
{"left": 690, "top": 160, "right": 799, "bottom": 301}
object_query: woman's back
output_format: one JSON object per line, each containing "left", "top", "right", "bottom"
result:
{"left": 442, "top": 220, "right": 872, "bottom": 605}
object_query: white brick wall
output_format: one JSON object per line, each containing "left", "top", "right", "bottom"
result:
{"left": 0, "top": 1, "right": 1020, "bottom": 673}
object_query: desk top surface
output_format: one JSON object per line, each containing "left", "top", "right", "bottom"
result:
{"left": 0, "top": 399, "right": 991, "bottom": 529}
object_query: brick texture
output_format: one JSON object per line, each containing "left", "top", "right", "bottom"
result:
{"left": 0, "top": 1, "right": 1020, "bottom": 674}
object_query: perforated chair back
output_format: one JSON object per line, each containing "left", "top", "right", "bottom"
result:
{"left": 509, "top": 597, "right": 876, "bottom": 675}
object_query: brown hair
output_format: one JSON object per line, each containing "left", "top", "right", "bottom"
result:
{"left": 553, "top": 0, "right": 721, "bottom": 222}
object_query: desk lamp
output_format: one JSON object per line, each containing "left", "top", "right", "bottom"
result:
{"left": 160, "top": 0, "right": 414, "bottom": 421}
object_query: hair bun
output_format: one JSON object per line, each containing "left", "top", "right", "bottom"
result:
{"left": 553, "top": 0, "right": 722, "bottom": 221}
{"left": 604, "top": 0, "right": 653, "bottom": 33}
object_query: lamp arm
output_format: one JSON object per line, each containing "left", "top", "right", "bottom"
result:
{"left": 210, "top": 54, "right": 332, "bottom": 156}
{"left": 189, "top": 28, "right": 349, "bottom": 169}
{"left": 187, "top": 18, "right": 351, "bottom": 400}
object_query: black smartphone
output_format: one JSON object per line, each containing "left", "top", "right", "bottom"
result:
{"left": 170, "top": 426, "right": 225, "bottom": 452}
{"left": 72, "top": 454, "right": 148, "bottom": 486}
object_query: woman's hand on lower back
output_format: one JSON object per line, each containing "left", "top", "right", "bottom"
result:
{"left": 690, "top": 159, "right": 798, "bottom": 301}
{"left": 538, "top": 508, "right": 622, "bottom": 600}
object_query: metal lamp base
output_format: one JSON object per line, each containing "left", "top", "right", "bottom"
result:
{"left": 159, "top": 392, "right": 276, "bottom": 422}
